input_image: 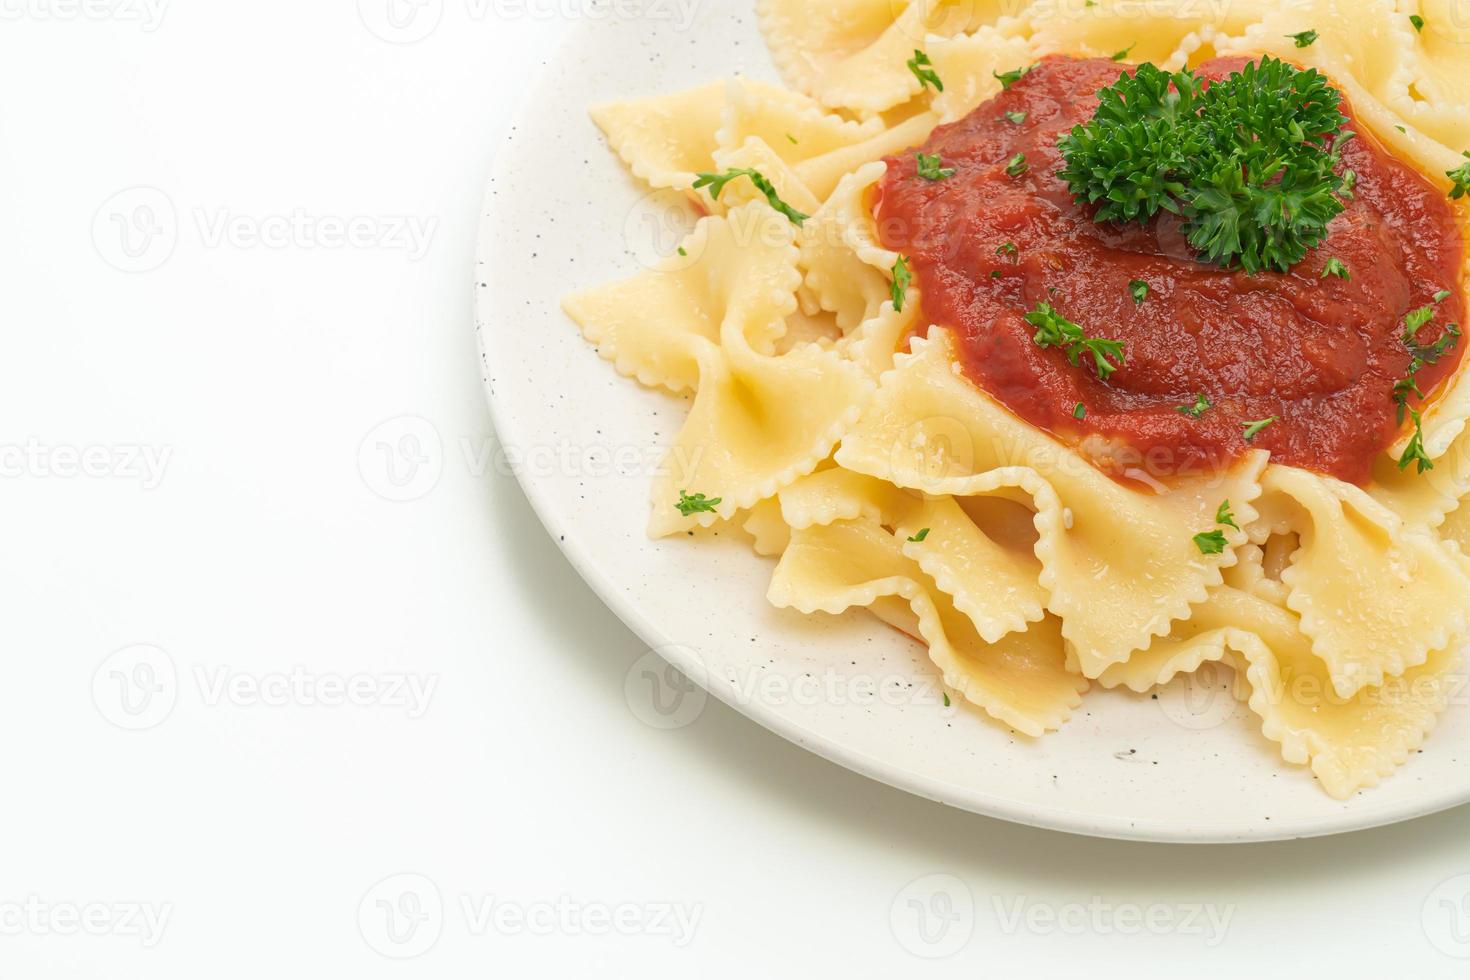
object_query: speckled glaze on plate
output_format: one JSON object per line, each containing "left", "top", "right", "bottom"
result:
{"left": 474, "top": 5, "right": 1470, "bottom": 842}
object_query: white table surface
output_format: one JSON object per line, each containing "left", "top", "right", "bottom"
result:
{"left": 5, "top": 4, "right": 1470, "bottom": 976}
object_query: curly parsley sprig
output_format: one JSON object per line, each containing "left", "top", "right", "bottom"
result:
{"left": 1058, "top": 56, "right": 1353, "bottom": 274}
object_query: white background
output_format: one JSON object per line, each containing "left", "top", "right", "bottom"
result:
{"left": 4, "top": 1, "right": 1470, "bottom": 976}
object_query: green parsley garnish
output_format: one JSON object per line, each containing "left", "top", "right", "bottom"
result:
{"left": 676, "top": 491, "right": 721, "bottom": 517}
{"left": 1025, "top": 301, "right": 1125, "bottom": 380}
{"left": 1395, "top": 306, "right": 1461, "bottom": 426}
{"left": 786, "top": 133, "right": 799, "bottom": 145}
{"left": 1242, "top": 417, "right": 1278, "bottom": 442}
{"left": 1435, "top": 289, "right": 1454, "bottom": 303}
{"left": 1410, "top": 14, "right": 1425, "bottom": 32}
{"left": 1399, "top": 409, "right": 1434, "bottom": 473}
{"left": 1288, "top": 30, "right": 1319, "bottom": 47}
{"left": 1073, "top": 402, "right": 1087, "bottom": 419}
{"left": 693, "top": 168, "right": 809, "bottom": 226}
{"left": 1178, "top": 393, "right": 1212, "bottom": 418}
{"left": 1321, "top": 257, "right": 1350, "bottom": 280}
{"left": 996, "top": 242, "right": 1019, "bottom": 258}
{"left": 1448, "top": 153, "right": 1470, "bottom": 199}
{"left": 1216, "top": 500, "right": 1239, "bottom": 530}
{"left": 908, "top": 527, "right": 931, "bottom": 543}
{"left": 993, "top": 65, "right": 1032, "bottom": 90}
{"left": 1193, "top": 530, "right": 1228, "bottom": 555}
{"left": 915, "top": 152, "right": 956, "bottom": 181}
{"left": 908, "top": 49, "right": 944, "bottom": 92}
{"left": 677, "top": 246, "right": 687, "bottom": 257}
{"left": 1057, "top": 57, "right": 1353, "bottom": 274}
{"left": 990, "top": 270, "right": 1002, "bottom": 278}
{"left": 1112, "top": 43, "right": 1136, "bottom": 62}
{"left": 943, "top": 692, "right": 951, "bottom": 707}
{"left": 1129, "top": 280, "right": 1149, "bottom": 304}
{"left": 1404, "top": 305, "right": 1436, "bottom": 337}
{"left": 891, "top": 256, "right": 912, "bottom": 312}
{"left": 1405, "top": 320, "right": 1452, "bottom": 365}
{"left": 1004, "top": 153, "right": 1028, "bottom": 177}
{"left": 1004, "top": 110, "right": 1028, "bottom": 124}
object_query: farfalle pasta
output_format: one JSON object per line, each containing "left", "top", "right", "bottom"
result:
{"left": 563, "top": 0, "right": 1470, "bottom": 798}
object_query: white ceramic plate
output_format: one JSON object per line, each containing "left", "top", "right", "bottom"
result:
{"left": 475, "top": 6, "right": 1470, "bottom": 842}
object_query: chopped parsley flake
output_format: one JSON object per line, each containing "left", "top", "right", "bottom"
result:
{"left": 676, "top": 491, "right": 721, "bottom": 517}
{"left": 1129, "top": 280, "right": 1149, "bottom": 303}
{"left": 1112, "top": 43, "right": 1136, "bottom": 61}
{"left": 908, "top": 528, "right": 931, "bottom": 543}
{"left": 1193, "top": 530, "right": 1228, "bottom": 555}
{"left": 1321, "top": 257, "right": 1350, "bottom": 280}
{"left": 1025, "top": 301, "right": 1126, "bottom": 380}
{"left": 677, "top": 246, "right": 687, "bottom": 257}
{"left": 1073, "top": 402, "right": 1087, "bottom": 419}
{"left": 1004, "top": 109, "right": 1029, "bottom": 124}
{"left": 1435, "top": 289, "right": 1454, "bottom": 303}
{"left": 1404, "top": 305, "right": 1436, "bottom": 337}
{"left": 693, "top": 168, "right": 809, "bottom": 226}
{"left": 1177, "top": 393, "right": 1212, "bottom": 418}
{"left": 996, "top": 242, "right": 1019, "bottom": 258}
{"left": 786, "top": 133, "right": 799, "bottom": 145}
{"left": 1449, "top": 153, "right": 1470, "bottom": 199}
{"left": 1411, "top": 14, "right": 1425, "bottom": 31}
{"left": 994, "top": 64, "right": 1033, "bottom": 90}
{"left": 1216, "top": 500, "right": 1239, "bottom": 530}
{"left": 891, "top": 256, "right": 912, "bottom": 312}
{"left": 1242, "top": 417, "right": 1278, "bottom": 442}
{"left": 915, "top": 152, "right": 956, "bottom": 181}
{"left": 1288, "top": 30, "right": 1319, "bottom": 47}
{"left": 1004, "top": 153, "right": 1029, "bottom": 177}
{"left": 943, "top": 692, "right": 951, "bottom": 707}
{"left": 1399, "top": 409, "right": 1434, "bottom": 473}
{"left": 908, "top": 49, "right": 944, "bottom": 92}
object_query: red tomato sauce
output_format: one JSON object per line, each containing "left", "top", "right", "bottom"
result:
{"left": 873, "top": 56, "right": 1466, "bottom": 485}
